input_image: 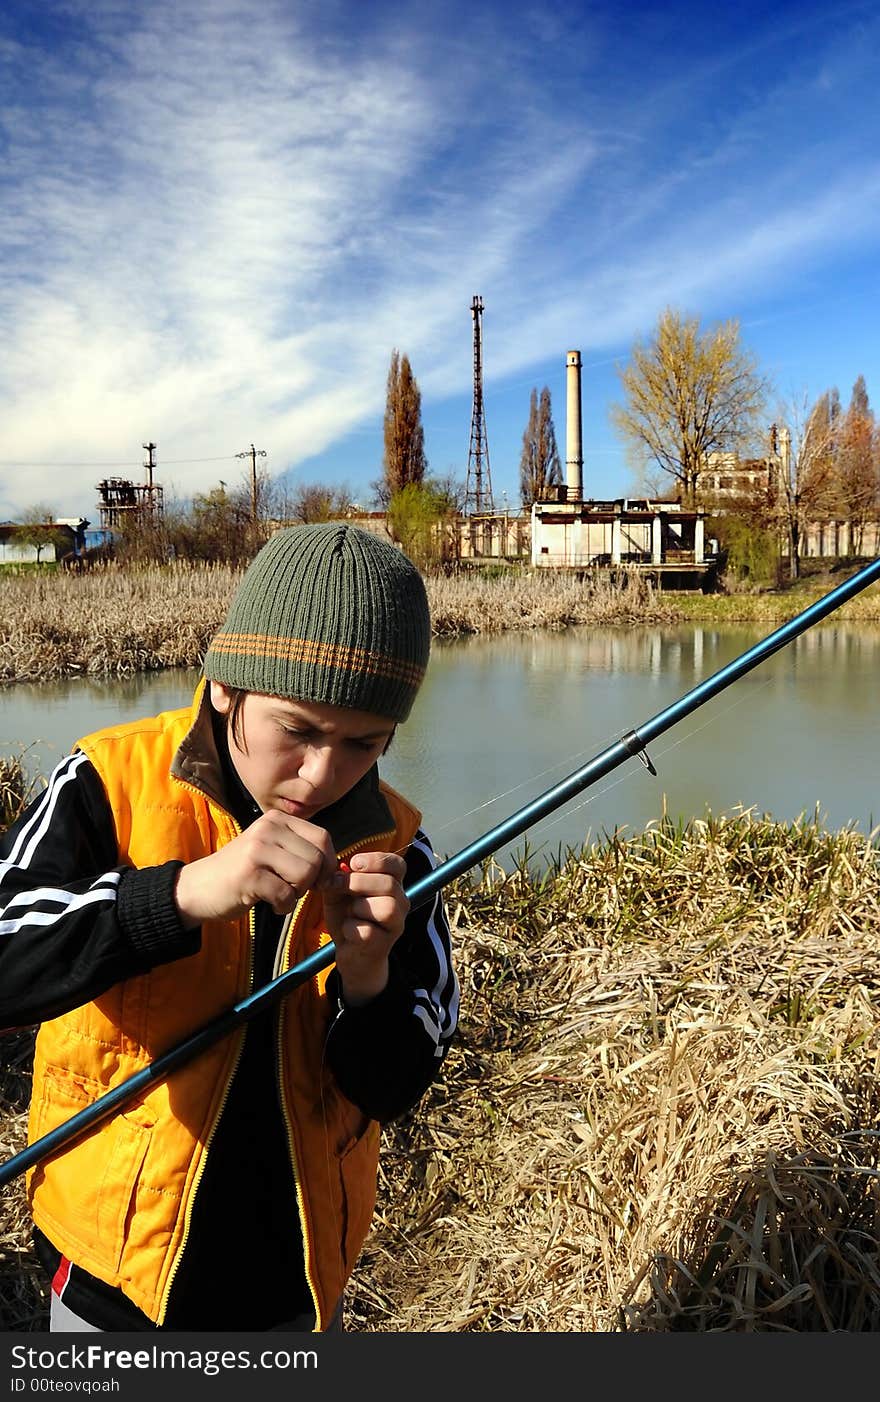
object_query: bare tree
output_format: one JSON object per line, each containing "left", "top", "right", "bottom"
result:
{"left": 610, "top": 307, "right": 769, "bottom": 505}
{"left": 287, "top": 482, "right": 355, "bottom": 523}
{"left": 181, "top": 484, "right": 252, "bottom": 564}
{"left": 428, "top": 470, "right": 467, "bottom": 515}
{"left": 519, "top": 387, "right": 562, "bottom": 506}
{"left": 380, "top": 350, "right": 427, "bottom": 503}
{"left": 768, "top": 392, "right": 840, "bottom": 580}
{"left": 10, "top": 504, "right": 67, "bottom": 564}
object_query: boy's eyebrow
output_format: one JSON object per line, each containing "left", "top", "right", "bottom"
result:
{"left": 275, "top": 705, "right": 394, "bottom": 740}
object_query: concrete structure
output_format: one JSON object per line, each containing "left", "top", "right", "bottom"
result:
{"left": 701, "top": 422, "right": 880, "bottom": 562}
{"left": 529, "top": 494, "right": 708, "bottom": 585}
{"left": 457, "top": 511, "right": 530, "bottom": 561}
{"left": 528, "top": 349, "right": 712, "bottom": 588}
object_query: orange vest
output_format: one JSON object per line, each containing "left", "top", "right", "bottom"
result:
{"left": 27, "top": 682, "right": 421, "bottom": 1328}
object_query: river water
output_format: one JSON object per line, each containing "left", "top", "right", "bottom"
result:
{"left": 1, "top": 621, "right": 877, "bottom": 871}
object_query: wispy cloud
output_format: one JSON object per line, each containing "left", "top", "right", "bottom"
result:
{"left": 0, "top": 0, "right": 878, "bottom": 516}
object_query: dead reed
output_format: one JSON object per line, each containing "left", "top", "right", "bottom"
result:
{"left": 345, "top": 811, "right": 880, "bottom": 1332}
{"left": 428, "top": 568, "right": 677, "bottom": 635}
{"left": 2, "top": 808, "right": 879, "bottom": 1331}
{"left": 0, "top": 562, "right": 238, "bottom": 683}
{"left": 1, "top": 561, "right": 877, "bottom": 684}
{"left": 0, "top": 755, "right": 34, "bottom": 830}
{"left": 0, "top": 564, "right": 677, "bottom": 684}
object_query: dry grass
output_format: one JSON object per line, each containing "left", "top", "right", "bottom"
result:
{"left": 2, "top": 561, "right": 878, "bottom": 683}
{"left": 0, "top": 564, "right": 675, "bottom": 683}
{"left": 0, "top": 562, "right": 238, "bottom": 683}
{"left": 345, "top": 812, "right": 880, "bottom": 1332}
{"left": 3, "top": 809, "right": 878, "bottom": 1331}
{"left": 428, "top": 568, "right": 677, "bottom": 635}
{"left": 0, "top": 1029, "right": 43, "bottom": 1331}
{"left": 0, "top": 755, "right": 38, "bottom": 830}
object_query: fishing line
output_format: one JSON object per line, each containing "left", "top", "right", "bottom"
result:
{"left": 408, "top": 646, "right": 743, "bottom": 849}
{"left": 415, "top": 729, "right": 626, "bottom": 842}
{"left": 424, "top": 657, "right": 780, "bottom": 859}
{"left": 529, "top": 672, "right": 777, "bottom": 846}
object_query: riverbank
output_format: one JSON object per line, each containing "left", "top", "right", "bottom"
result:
{"left": 2, "top": 810, "right": 878, "bottom": 1330}
{"left": 359, "top": 809, "right": 880, "bottom": 1331}
{"left": 1, "top": 559, "right": 879, "bottom": 685}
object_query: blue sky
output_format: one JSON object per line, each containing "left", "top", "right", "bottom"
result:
{"left": 1, "top": 0, "right": 878, "bottom": 523}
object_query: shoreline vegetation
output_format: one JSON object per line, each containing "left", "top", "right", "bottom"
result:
{"left": 1, "top": 809, "right": 879, "bottom": 1330}
{"left": 0, "top": 558, "right": 878, "bottom": 686}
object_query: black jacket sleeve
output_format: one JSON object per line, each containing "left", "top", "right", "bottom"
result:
{"left": 323, "top": 828, "right": 459, "bottom": 1124}
{"left": 0, "top": 751, "right": 200, "bottom": 1029}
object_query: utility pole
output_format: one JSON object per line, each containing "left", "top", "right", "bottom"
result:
{"left": 141, "top": 442, "right": 162, "bottom": 521}
{"left": 236, "top": 443, "right": 267, "bottom": 522}
{"left": 142, "top": 442, "right": 156, "bottom": 492}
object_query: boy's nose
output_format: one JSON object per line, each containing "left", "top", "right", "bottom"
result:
{"left": 301, "top": 745, "right": 335, "bottom": 789}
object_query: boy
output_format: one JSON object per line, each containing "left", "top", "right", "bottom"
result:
{"left": 0, "top": 522, "right": 459, "bottom": 1331}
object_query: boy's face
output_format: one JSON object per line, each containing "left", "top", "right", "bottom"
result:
{"left": 209, "top": 684, "right": 396, "bottom": 820}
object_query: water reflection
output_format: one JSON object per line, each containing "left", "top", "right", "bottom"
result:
{"left": 1, "top": 623, "right": 878, "bottom": 871}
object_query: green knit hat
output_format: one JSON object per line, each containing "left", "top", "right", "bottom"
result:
{"left": 203, "top": 523, "right": 430, "bottom": 721}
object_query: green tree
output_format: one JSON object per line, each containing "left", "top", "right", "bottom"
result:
{"left": 379, "top": 350, "right": 427, "bottom": 504}
{"left": 610, "top": 307, "right": 769, "bottom": 505}
{"left": 519, "top": 387, "right": 562, "bottom": 506}
{"left": 386, "top": 481, "right": 451, "bottom": 569}
{"left": 11, "top": 504, "right": 67, "bottom": 564}
{"left": 706, "top": 512, "right": 779, "bottom": 589}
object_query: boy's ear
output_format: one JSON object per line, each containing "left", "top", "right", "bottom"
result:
{"left": 209, "top": 681, "right": 233, "bottom": 715}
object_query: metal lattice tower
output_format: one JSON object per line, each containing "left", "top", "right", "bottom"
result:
{"left": 465, "top": 294, "right": 494, "bottom": 514}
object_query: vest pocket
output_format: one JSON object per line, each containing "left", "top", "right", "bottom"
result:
{"left": 31, "top": 1065, "right": 151, "bottom": 1278}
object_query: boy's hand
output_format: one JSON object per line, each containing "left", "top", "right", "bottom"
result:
{"left": 321, "top": 852, "right": 409, "bottom": 1006}
{"left": 173, "top": 811, "right": 338, "bottom": 926}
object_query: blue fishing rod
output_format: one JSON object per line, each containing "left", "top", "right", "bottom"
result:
{"left": 2, "top": 555, "right": 879, "bottom": 1190}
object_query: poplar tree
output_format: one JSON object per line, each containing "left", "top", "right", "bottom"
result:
{"left": 834, "top": 376, "right": 879, "bottom": 554}
{"left": 519, "top": 386, "right": 562, "bottom": 506}
{"left": 380, "top": 349, "right": 427, "bottom": 503}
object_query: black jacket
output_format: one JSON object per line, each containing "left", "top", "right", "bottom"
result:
{"left": 0, "top": 709, "right": 458, "bottom": 1329}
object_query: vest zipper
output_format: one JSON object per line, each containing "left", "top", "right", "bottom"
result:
{"left": 156, "top": 804, "right": 254, "bottom": 1326}
{"left": 275, "top": 830, "right": 394, "bottom": 1331}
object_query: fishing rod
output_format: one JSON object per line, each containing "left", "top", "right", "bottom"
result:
{"left": 2, "top": 555, "right": 879, "bottom": 1190}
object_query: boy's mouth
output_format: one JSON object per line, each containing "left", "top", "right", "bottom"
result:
{"left": 277, "top": 796, "right": 317, "bottom": 818}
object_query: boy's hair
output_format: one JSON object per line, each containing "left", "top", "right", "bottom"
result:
{"left": 221, "top": 685, "right": 397, "bottom": 752}
{"left": 203, "top": 523, "right": 431, "bottom": 722}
